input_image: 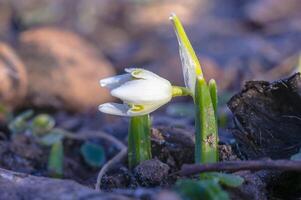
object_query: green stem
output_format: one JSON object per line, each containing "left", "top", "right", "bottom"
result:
{"left": 128, "top": 114, "right": 152, "bottom": 169}
{"left": 195, "top": 76, "right": 218, "bottom": 164}
{"left": 172, "top": 86, "right": 192, "bottom": 97}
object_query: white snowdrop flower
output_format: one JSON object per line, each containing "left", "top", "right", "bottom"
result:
{"left": 99, "top": 68, "right": 173, "bottom": 116}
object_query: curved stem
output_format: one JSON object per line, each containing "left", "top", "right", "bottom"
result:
{"left": 95, "top": 148, "right": 127, "bottom": 191}
{"left": 172, "top": 86, "right": 192, "bottom": 97}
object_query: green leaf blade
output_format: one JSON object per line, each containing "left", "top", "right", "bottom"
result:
{"left": 195, "top": 76, "right": 218, "bottom": 164}
{"left": 48, "top": 141, "right": 64, "bottom": 177}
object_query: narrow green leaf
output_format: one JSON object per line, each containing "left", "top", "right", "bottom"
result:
{"left": 128, "top": 114, "right": 152, "bottom": 168}
{"left": 80, "top": 142, "right": 105, "bottom": 167}
{"left": 208, "top": 79, "right": 219, "bottom": 159}
{"left": 195, "top": 76, "right": 218, "bottom": 164}
{"left": 48, "top": 141, "right": 64, "bottom": 177}
{"left": 8, "top": 110, "right": 34, "bottom": 134}
{"left": 204, "top": 172, "right": 244, "bottom": 187}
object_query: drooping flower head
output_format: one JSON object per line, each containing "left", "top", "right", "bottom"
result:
{"left": 99, "top": 68, "right": 172, "bottom": 116}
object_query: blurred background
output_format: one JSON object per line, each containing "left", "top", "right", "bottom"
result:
{"left": 0, "top": 0, "right": 301, "bottom": 115}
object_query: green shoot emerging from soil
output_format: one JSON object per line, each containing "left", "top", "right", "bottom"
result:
{"left": 170, "top": 13, "right": 219, "bottom": 164}
{"left": 8, "top": 111, "right": 105, "bottom": 177}
{"left": 195, "top": 77, "right": 218, "bottom": 164}
{"left": 8, "top": 111, "right": 64, "bottom": 177}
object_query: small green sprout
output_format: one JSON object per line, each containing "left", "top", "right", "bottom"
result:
{"left": 170, "top": 13, "right": 219, "bottom": 164}
{"left": 8, "top": 111, "right": 64, "bottom": 176}
{"left": 170, "top": 17, "right": 243, "bottom": 196}
{"left": 8, "top": 111, "right": 104, "bottom": 177}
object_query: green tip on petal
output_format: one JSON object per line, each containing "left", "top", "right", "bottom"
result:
{"left": 169, "top": 13, "right": 203, "bottom": 76}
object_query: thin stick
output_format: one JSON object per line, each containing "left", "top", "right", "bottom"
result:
{"left": 62, "top": 129, "right": 126, "bottom": 150}
{"left": 95, "top": 148, "right": 127, "bottom": 191}
{"left": 179, "top": 160, "right": 301, "bottom": 176}
{"left": 59, "top": 129, "right": 127, "bottom": 191}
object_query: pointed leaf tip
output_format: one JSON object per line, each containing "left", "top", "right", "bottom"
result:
{"left": 170, "top": 13, "right": 203, "bottom": 95}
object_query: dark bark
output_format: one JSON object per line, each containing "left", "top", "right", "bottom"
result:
{"left": 228, "top": 73, "right": 301, "bottom": 159}
{"left": 179, "top": 160, "right": 301, "bottom": 176}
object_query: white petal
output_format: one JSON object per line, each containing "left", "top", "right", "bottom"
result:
{"left": 100, "top": 74, "right": 131, "bottom": 90}
{"left": 98, "top": 103, "right": 130, "bottom": 116}
{"left": 179, "top": 43, "right": 197, "bottom": 94}
{"left": 125, "top": 68, "right": 158, "bottom": 80}
{"left": 127, "top": 100, "right": 169, "bottom": 116}
{"left": 125, "top": 68, "right": 170, "bottom": 85}
{"left": 111, "top": 79, "right": 172, "bottom": 104}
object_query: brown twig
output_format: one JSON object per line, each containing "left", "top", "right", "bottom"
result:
{"left": 60, "top": 129, "right": 127, "bottom": 191}
{"left": 62, "top": 130, "right": 125, "bottom": 150}
{"left": 95, "top": 148, "right": 127, "bottom": 191}
{"left": 179, "top": 160, "right": 301, "bottom": 176}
